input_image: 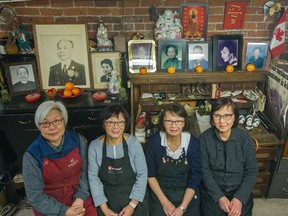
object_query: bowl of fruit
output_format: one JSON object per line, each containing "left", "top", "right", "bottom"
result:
{"left": 57, "top": 82, "right": 83, "bottom": 98}
{"left": 45, "top": 88, "right": 57, "bottom": 99}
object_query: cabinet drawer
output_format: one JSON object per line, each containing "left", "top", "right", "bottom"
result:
{"left": 0, "top": 114, "right": 36, "bottom": 129}
{"left": 255, "top": 170, "right": 270, "bottom": 184}
{"left": 253, "top": 184, "right": 268, "bottom": 197}
{"left": 256, "top": 147, "right": 278, "bottom": 161}
{"left": 69, "top": 110, "right": 101, "bottom": 126}
{"left": 257, "top": 161, "right": 270, "bottom": 170}
{"left": 141, "top": 84, "right": 179, "bottom": 92}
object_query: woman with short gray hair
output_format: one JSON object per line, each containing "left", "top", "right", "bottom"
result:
{"left": 23, "top": 101, "right": 98, "bottom": 216}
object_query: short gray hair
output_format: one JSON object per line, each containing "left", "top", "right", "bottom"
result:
{"left": 34, "top": 101, "right": 68, "bottom": 129}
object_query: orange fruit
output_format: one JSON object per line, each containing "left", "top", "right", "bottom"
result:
{"left": 65, "top": 82, "right": 74, "bottom": 90}
{"left": 63, "top": 89, "right": 72, "bottom": 97}
{"left": 139, "top": 66, "right": 148, "bottom": 75}
{"left": 246, "top": 63, "right": 255, "bottom": 72}
{"left": 72, "top": 87, "right": 80, "bottom": 95}
{"left": 225, "top": 65, "right": 234, "bottom": 73}
{"left": 195, "top": 65, "right": 203, "bottom": 74}
{"left": 167, "top": 66, "right": 176, "bottom": 74}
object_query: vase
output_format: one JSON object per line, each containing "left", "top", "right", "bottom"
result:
{"left": 195, "top": 110, "right": 211, "bottom": 133}
{"left": 0, "top": 89, "right": 11, "bottom": 102}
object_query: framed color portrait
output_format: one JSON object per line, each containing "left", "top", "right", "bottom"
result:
{"left": 33, "top": 23, "right": 91, "bottom": 90}
{"left": 128, "top": 39, "right": 156, "bottom": 73}
{"left": 157, "top": 39, "right": 185, "bottom": 72}
{"left": 4, "top": 61, "right": 39, "bottom": 96}
{"left": 91, "top": 51, "right": 121, "bottom": 89}
{"left": 242, "top": 40, "right": 271, "bottom": 71}
{"left": 180, "top": 3, "right": 208, "bottom": 41}
{"left": 212, "top": 34, "right": 243, "bottom": 71}
{"left": 186, "top": 41, "right": 212, "bottom": 71}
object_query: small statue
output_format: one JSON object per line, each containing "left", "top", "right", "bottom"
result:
{"left": 11, "top": 17, "right": 33, "bottom": 54}
{"left": 96, "top": 20, "right": 113, "bottom": 50}
{"left": 154, "top": 9, "right": 182, "bottom": 41}
{"left": 107, "top": 70, "right": 121, "bottom": 96}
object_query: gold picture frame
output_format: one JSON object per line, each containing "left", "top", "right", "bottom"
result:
{"left": 128, "top": 39, "right": 156, "bottom": 73}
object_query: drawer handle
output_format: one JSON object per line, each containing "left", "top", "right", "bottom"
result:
{"left": 252, "top": 136, "right": 259, "bottom": 151}
{"left": 88, "top": 117, "right": 98, "bottom": 121}
{"left": 19, "top": 120, "right": 32, "bottom": 124}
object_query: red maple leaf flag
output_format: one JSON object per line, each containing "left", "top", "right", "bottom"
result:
{"left": 270, "top": 8, "right": 287, "bottom": 58}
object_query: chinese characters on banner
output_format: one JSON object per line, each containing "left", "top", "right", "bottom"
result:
{"left": 224, "top": 1, "right": 247, "bottom": 29}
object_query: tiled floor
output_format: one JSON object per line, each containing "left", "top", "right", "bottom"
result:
{"left": 11, "top": 197, "right": 288, "bottom": 216}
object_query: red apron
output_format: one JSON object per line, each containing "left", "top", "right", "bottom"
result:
{"left": 33, "top": 148, "right": 97, "bottom": 216}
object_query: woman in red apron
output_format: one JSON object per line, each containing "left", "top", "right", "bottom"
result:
{"left": 88, "top": 105, "right": 149, "bottom": 216}
{"left": 23, "top": 101, "right": 97, "bottom": 216}
{"left": 145, "top": 104, "right": 202, "bottom": 216}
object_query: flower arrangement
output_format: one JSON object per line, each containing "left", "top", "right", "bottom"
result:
{"left": 197, "top": 100, "right": 212, "bottom": 116}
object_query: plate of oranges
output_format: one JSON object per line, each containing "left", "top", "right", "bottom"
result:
{"left": 57, "top": 82, "right": 84, "bottom": 98}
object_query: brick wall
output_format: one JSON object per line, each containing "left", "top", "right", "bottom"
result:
{"left": 0, "top": 0, "right": 287, "bottom": 45}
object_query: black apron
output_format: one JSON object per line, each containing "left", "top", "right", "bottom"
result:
{"left": 149, "top": 147, "right": 200, "bottom": 216}
{"left": 97, "top": 136, "right": 148, "bottom": 216}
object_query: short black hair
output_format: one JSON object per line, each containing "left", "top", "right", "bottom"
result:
{"left": 159, "top": 103, "right": 190, "bottom": 132}
{"left": 210, "top": 97, "right": 239, "bottom": 128}
{"left": 165, "top": 45, "right": 178, "bottom": 56}
{"left": 100, "top": 59, "right": 113, "bottom": 70}
{"left": 99, "top": 104, "right": 130, "bottom": 132}
{"left": 219, "top": 40, "right": 237, "bottom": 56}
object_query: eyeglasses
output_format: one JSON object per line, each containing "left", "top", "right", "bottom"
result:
{"left": 213, "top": 114, "right": 234, "bottom": 121}
{"left": 163, "top": 120, "right": 184, "bottom": 126}
{"left": 105, "top": 120, "right": 126, "bottom": 127}
{"left": 39, "top": 118, "right": 63, "bottom": 128}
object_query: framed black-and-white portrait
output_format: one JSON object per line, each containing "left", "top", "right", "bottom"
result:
{"left": 91, "top": 51, "right": 121, "bottom": 89}
{"left": 186, "top": 41, "right": 212, "bottom": 71}
{"left": 5, "top": 61, "right": 39, "bottom": 96}
{"left": 242, "top": 40, "right": 270, "bottom": 71}
{"left": 157, "top": 39, "right": 185, "bottom": 72}
{"left": 33, "top": 23, "right": 91, "bottom": 90}
{"left": 212, "top": 34, "right": 243, "bottom": 71}
{"left": 128, "top": 39, "right": 156, "bottom": 73}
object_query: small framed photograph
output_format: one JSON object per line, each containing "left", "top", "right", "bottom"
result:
{"left": 157, "top": 39, "right": 185, "bottom": 72}
{"left": 91, "top": 51, "right": 121, "bottom": 89}
{"left": 212, "top": 34, "right": 243, "bottom": 71}
{"left": 179, "top": 3, "right": 208, "bottom": 40}
{"left": 33, "top": 23, "right": 91, "bottom": 90}
{"left": 242, "top": 40, "right": 271, "bottom": 71}
{"left": 186, "top": 41, "right": 212, "bottom": 71}
{"left": 5, "top": 61, "right": 39, "bottom": 96}
{"left": 128, "top": 39, "right": 156, "bottom": 73}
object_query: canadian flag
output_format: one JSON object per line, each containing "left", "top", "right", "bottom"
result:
{"left": 270, "top": 8, "right": 287, "bottom": 58}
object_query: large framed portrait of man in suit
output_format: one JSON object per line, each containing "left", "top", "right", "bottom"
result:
{"left": 33, "top": 23, "right": 91, "bottom": 89}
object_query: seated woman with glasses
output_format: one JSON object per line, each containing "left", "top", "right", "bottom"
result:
{"left": 199, "top": 97, "right": 258, "bottom": 216}
{"left": 22, "top": 101, "right": 97, "bottom": 216}
{"left": 145, "top": 104, "right": 202, "bottom": 216}
{"left": 88, "top": 104, "right": 149, "bottom": 216}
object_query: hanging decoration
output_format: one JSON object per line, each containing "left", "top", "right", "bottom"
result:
{"left": 223, "top": 1, "right": 247, "bottom": 29}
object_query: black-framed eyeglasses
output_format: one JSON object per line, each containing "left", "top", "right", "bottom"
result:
{"left": 212, "top": 114, "right": 234, "bottom": 121}
{"left": 39, "top": 118, "right": 63, "bottom": 128}
{"left": 105, "top": 120, "right": 126, "bottom": 127}
{"left": 163, "top": 120, "right": 185, "bottom": 126}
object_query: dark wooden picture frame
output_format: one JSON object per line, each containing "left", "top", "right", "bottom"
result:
{"left": 5, "top": 61, "right": 39, "bottom": 96}
{"left": 128, "top": 39, "right": 156, "bottom": 73}
{"left": 33, "top": 23, "right": 91, "bottom": 90}
{"left": 212, "top": 34, "right": 243, "bottom": 71}
{"left": 186, "top": 41, "right": 212, "bottom": 71}
{"left": 90, "top": 51, "right": 121, "bottom": 89}
{"left": 180, "top": 3, "right": 208, "bottom": 40}
{"left": 157, "top": 39, "right": 185, "bottom": 72}
{"left": 242, "top": 40, "right": 271, "bottom": 71}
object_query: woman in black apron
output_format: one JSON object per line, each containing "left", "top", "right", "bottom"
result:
{"left": 88, "top": 105, "right": 149, "bottom": 216}
{"left": 145, "top": 104, "right": 202, "bottom": 216}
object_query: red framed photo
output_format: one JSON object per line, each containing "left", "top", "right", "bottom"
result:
{"left": 180, "top": 3, "right": 208, "bottom": 41}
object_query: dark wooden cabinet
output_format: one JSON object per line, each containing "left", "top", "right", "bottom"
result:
{"left": 0, "top": 92, "right": 128, "bottom": 175}
{"left": 128, "top": 71, "right": 282, "bottom": 197}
